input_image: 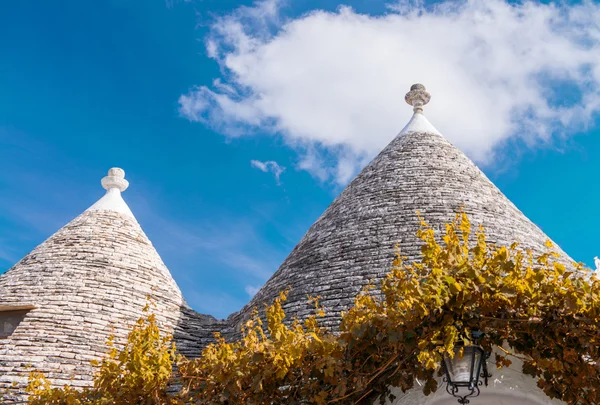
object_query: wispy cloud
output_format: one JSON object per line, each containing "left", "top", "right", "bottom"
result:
{"left": 0, "top": 127, "right": 291, "bottom": 318}
{"left": 141, "top": 213, "right": 286, "bottom": 318}
{"left": 250, "top": 159, "right": 285, "bottom": 184}
{"left": 595, "top": 256, "right": 600, "bottom": 272}
{"left": 180, "top": 0, "right": 600, "bottom": 184}
{"left": 147, "top": 213, "right": 282, "bottom": 281}
{"left": 0, "top": 242, "right": 19, "bottom": 268}
{"left": 245, "top": 285, "right": 261, "bottom": 297}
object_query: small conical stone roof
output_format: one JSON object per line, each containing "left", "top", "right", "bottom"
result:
{"left": 0, "top": 168, "right": 187, "bottom": 395}
{"left": 227, "top": 84, "right": 571, "bottom": 332}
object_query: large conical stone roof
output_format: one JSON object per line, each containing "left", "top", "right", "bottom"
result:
{"left": 227, "top": 84, "right": 571, "bottom": 332}
{"left": 0, "top": 169, "right": 192, "bottom": 397}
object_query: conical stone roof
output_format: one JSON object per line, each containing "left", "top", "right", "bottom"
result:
{"left": 227, "top": 84, "right": 571, "bottom": 332}
{"left": 0, "top": 85, "right": 575, "bottom": 399}
{"left": 0, "top": 169, "right": 192, "bottom": 396}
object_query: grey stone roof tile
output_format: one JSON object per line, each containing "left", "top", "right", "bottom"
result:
{"left": 0, "top": 170, "right": 220, "bottom": 399}
{"left": 0, "top": 87, "right": 573, "bottom": 398}
{"left": 225, "top": 86, "right": 571, "bottom": 335}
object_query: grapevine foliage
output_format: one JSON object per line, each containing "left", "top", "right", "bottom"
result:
{"left": 26, "top": 213, "right": 600, "bottom": 404}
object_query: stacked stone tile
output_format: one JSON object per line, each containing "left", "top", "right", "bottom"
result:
{"left": 0, "top": 168, "right": 222, "bottom": 400}
{"left": 0, "top": 85, "right": 573, "bottom": 402}
{"left": 225, "top": 84, "right": 572, "bottom": 333}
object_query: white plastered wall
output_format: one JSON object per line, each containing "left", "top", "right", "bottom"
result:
{"left": 390, "top": 352, "right": 566, "bottom": 405}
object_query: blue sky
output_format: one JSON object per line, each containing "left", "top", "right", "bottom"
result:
{"left": 1, "top": 0, "right": 599, "bottom": 319}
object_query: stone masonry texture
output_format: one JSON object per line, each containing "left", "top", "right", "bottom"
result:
{"left": 225, "top": 127, "right": 572, "bottom": 335}
{"left": 0, "top": 119, "right": 572, "bottom": 400}
{"left": 0, "top": 210, "right": 223, "bottom": 401}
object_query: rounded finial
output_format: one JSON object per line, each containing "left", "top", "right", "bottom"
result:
{"left": 405, "top": 83, "right": 431, "bottom": 113}
{"left": 101, "top": 167, "right": 129, "bottom": 192}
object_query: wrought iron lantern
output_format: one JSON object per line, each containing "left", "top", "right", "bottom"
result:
{"left": 442, "top": 332, "right": 491, "bottom": 404}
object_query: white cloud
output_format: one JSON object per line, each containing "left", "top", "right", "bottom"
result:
{"left": 179, "top": 0, "right": 600, "bottom": 184}
{"left": 245, "top": 285, "right": 261, "bottom": 297}
{"left": 595, "top": 256, "right": 600, "bottom": 272}
{"left": 251, "top": 159, "right": 285, "bottom": 184}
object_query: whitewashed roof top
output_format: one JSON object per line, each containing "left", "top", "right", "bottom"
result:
{"left": 86, "top": 167, "right": 135, "bottom": 219}
{"left": 225, "top": 84, "right": 572, "bottom": 333}
{"left": 399, "top": 84, "right": 440, "bottom": 135}
{"left": 0, "top": 170, "right": 192, "bottom": 395}
{"left": 0, "top": 85, "right": 575, "bottom": 398}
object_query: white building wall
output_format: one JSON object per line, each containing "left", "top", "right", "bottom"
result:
{"left": 390, "top": 352, "right": 565, "bottom": 405}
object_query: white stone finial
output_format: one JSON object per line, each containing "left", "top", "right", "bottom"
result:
{"left": 86, "top": 167, "right": 135, "bottom": 218}
{"left": 101, "top": 167, "right": 129, "bottom": 192}
{"left": 405, "top": 83, "right": 431, "bottom": 114}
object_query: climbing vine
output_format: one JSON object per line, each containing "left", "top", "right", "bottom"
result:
{"left": 25, "top": 213, "right": 600, "bottom": 405}
{"left": 26, "top": 307, "right": 177, "bottom": 405}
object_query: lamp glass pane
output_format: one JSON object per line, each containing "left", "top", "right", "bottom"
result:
{"left": 473, "top": 348, "right": 482, "bottom": 383}
{"left": 445, "top": 346, "right": 481, "bottom": 385}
